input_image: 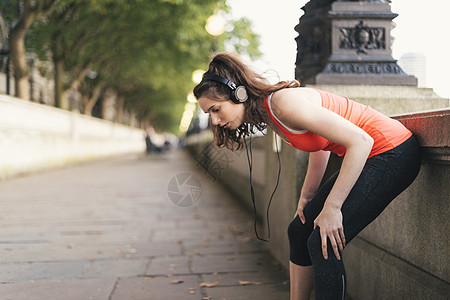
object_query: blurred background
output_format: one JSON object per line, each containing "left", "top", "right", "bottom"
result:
{"left": 1, "top": 0, "right": 447, "bottom": 138}
{"left": 0, "top": 0, "right": 264, "bottom": 177}
{"left": 0, "top": 0, "right": 261, "bottom": 136}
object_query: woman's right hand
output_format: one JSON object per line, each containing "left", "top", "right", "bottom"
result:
{"left": 294, "top": 195, "right": 312, "bottom": 224}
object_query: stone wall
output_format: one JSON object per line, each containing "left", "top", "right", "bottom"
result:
{"left": 331, "top": 108, "right": 449, "bottom": 299}
{"left": 0, "top": 94, "right": 146, "bottom": 180}
{"left": 264, "top": 107, "right": 450, "bottom": 299}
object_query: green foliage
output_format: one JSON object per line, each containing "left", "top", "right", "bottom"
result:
{"left": 14, "top": 0, "right": 262, "bottom": 134}
{"left": 226, "top": 17, "right": 262, "bottom": 58}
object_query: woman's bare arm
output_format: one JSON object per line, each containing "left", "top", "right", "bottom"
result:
{"left": 272, "top": 88, "right": 374, "bottom": 260}
{"left": 295, "top": 150, "right": 330, "bottom": 224}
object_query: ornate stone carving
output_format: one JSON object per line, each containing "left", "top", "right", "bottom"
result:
{"left": 294, "top": 0, "right": 417, "bottom": 86}
{"left": 323, "top": 62, "right": 404, "bottom": 74}
{"left": 339, "top": 21, "right": 385, "bottom": 53}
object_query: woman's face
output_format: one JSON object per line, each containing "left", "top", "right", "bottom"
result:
{"left": 197, "top": 96, "right": 246, "bottom": 130}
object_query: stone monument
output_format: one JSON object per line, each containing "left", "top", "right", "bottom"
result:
{"left": 295, "top": 0, "right": 418, "bottom": 86}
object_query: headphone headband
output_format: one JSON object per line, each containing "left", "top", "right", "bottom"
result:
{"left": 203, "top": 74, "right": 237, "bottom": 90}
{"left": 202, "top": 73, "right": 248, "bottom": 103}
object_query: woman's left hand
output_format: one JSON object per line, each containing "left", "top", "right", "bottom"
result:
{"left": 314, "top": 206, "right": 346, "bottom": 260}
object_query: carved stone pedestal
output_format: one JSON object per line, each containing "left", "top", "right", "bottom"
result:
{"left": 295, "top": 0, "right": 417, "bottom": 86}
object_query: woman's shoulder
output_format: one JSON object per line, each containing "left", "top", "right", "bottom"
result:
{"left": 271, "top": 87, "right": 321, "bottom": 112}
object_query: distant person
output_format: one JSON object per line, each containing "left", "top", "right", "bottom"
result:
{"left": 193, "top": 53, "right": 421, "bottom": 300}
{"left": 145, "top": 126, "right": 163, "bottom": 154}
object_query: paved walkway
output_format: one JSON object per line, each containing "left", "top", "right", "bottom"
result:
{"left": 0, "top": 150, "right": 290, "bottom": 299}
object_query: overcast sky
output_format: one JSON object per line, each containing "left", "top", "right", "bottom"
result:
{"left": 227, "top": 0, "right": 450, "bottom": 99}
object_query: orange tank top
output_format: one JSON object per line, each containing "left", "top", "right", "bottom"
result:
{"left": 264, "top": 88, "right": 412, "bottom": 158}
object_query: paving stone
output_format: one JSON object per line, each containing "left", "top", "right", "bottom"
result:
{"left": 0, "top": 234, "right": 54, "bottom": 245}
{"left": 111, "top": 275, "right": 202, "bottom": 300}
{"left": 202, "top": 270, "right": 289, "bottom": 287}
{"left": 176, "top": 217, "right": 208, "bottom": 229}
{"left": 0, "top": 263, "right": 30, "bottom": 283}
{"left": 83, "top": 259, "right": 148, "bottom": 278}
{"left": 192, "top": 253, "right": 282, "bottom": 274}
{"left": 0, "top": 278, "right": 115, "bottom": 300}
{"left": 174, "top": 235, "right": 260, "bottom": 250}
{"left": 151, "top": 227, "right": 226, "bottom": 241}
{"left": 204, "top": 283, "right": 290, "bottom": 300}
{"left": 146, "top": 256, "right": 191, "bottom": 275}
{"left": 122, "top": 241, "right": 183, "bottom": 258}
{"left": 184, "top": 241, "right": 265, "bottom": 256}
{"left": 149, "top": 220, "right": 178, "bottom": 230}
{"left": 0, "top": 243, "right": 129, "bottom": 263}
{"left": 13, "top": 261, "right": 90, "bottom": 282}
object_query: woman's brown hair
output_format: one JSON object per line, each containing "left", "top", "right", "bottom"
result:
{"left": 193, "top": 52, "right": 300, "bottom": 151}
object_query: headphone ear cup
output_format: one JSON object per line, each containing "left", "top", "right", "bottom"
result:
{"left": 202, "top": 73, "right": 248, "bottom": 103}
{"left": 233, "top": 85, "right": 248, "bottom": 103}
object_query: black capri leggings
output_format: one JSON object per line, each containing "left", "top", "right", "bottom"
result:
{"left": 287, "top": 135, "right": 421, "bottom": 300}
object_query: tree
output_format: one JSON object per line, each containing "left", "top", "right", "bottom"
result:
{"left": 29, "top": 0, "right": 106, "bottom": 109}
{"left": 19, "top": 0, "right": 262, "bottom": 133}
{"left": 1, "top": 0, "right": 60, "bottom": 100}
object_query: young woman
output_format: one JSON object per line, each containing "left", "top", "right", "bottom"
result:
{"left": 193, "top": 53, "right": 421, "bottom": 300}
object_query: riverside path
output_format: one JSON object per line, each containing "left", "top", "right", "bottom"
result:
{"left": 0, "top": 150, "right": 290, "bottom": 299}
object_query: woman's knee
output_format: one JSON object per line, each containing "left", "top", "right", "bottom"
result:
{"left": 287, "top": 216, "right": 313, "bottom": 266}
{"left": 306, "top": 229, "right": 326, "bottom": 262}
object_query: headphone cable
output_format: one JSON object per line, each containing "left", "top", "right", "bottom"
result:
{"left": 244, "top": 133, "right": 281, "bottom": 242}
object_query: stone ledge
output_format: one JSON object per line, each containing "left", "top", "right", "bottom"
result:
{"left": 344, "top": 237, "right": 450, "bottom": 300}
{"left": 310, "top": 85, "right": 446, "bottom": 100}
{"left": 392, "top": 108, "right": 450, "bottom": 164}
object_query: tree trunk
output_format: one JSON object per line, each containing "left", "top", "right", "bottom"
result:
{"left": 81, "top": 94, "right": 90, "bottom": 115}
{"left": 53, "top": 57, "right": 68, "bottom": 109}
{"left": 116, "top": 94, "right": 124, "bottom": 123}
{"left": 83, "top": 85, "right": 102, "bottom": 116}
{"left": 9, "top": 24, "right": 30, "bottom": 100}
{"left": 9, "top": 0, "right": 37, "bottom": 100}
{"left": 129, "top": 110, "right": 137, "bottom": 127}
